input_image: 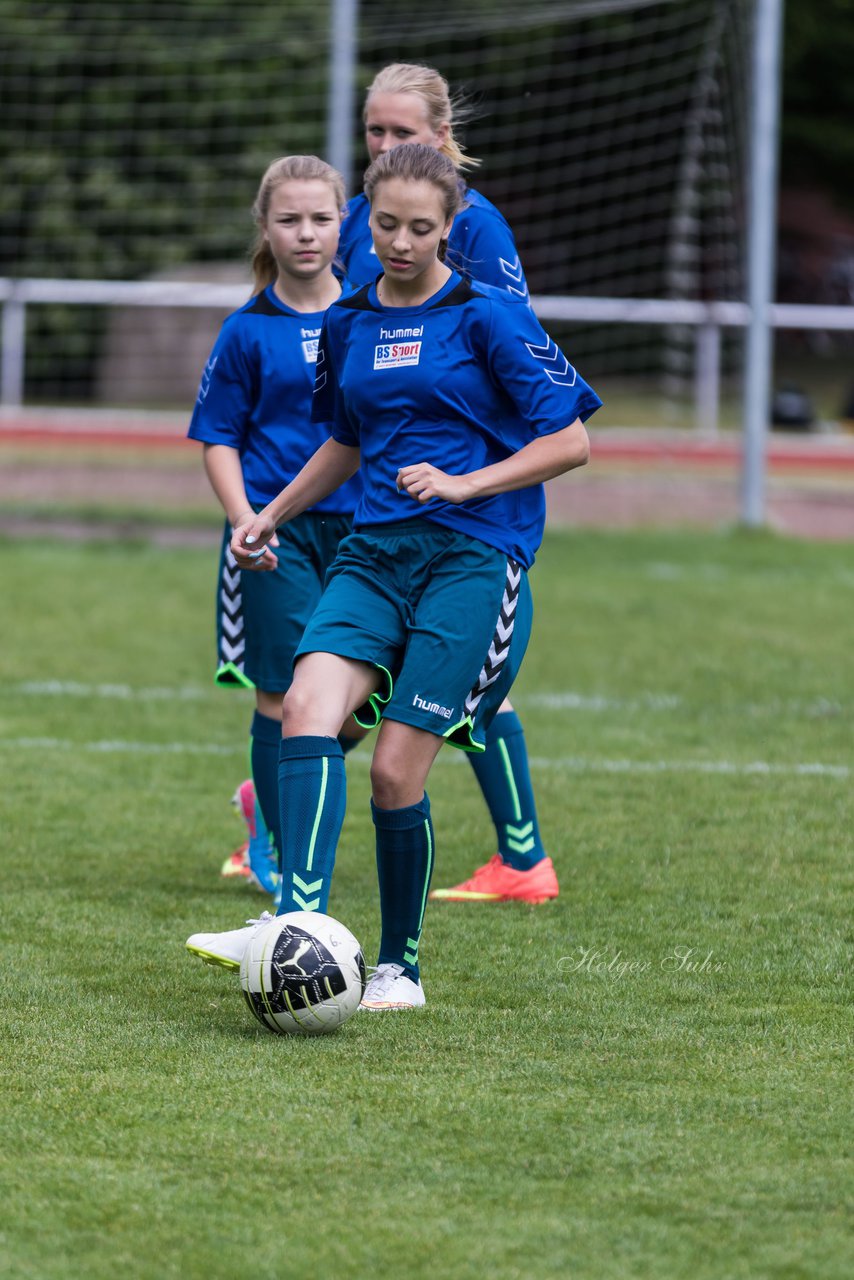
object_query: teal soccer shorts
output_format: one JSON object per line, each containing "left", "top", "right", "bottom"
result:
{"left": 295, "top": 520, "right": 533, "bottom": 751}
{"left": 215, "top": 511, "right": 352, "bottom": 691}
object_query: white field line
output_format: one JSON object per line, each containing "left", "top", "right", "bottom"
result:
{"left": 529, "top": 756, "right": 850, "bottom": 779}
{"left": 0, "top": 737, "right": 239, "bottom": 755}
{"left": 524, "top": 692, "right": 846, "bottom": 716}
{"left": 14, "top": 680, "right": 209, "bottom": 701}
{"left": 526, "top": 692, "right": 682, "bottom": 711}
{"left": 643, "top": 562, "right": 854, "bottom": 587}
{"left": 0, "top": 736, "right": 848, "bottom": 778}
{"left": 11, "top": 681, "right": 846, "bottom": 718}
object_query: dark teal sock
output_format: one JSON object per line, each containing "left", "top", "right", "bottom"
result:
{"left": 251, "top": 718, "right": 357, "bottom": 869}
{"left": 467, "top": 710, "right": 545, "bottom": 870}
{"left": 277, "top": 736, "right": 345, "bottom": 916}
{"left": 373, "top": 793, "right": 435, "bottom": 982}
{"left": 250, "top": 710, "right": 282, "bottom": 860}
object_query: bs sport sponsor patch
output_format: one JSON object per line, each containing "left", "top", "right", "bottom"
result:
{"left": 300, "top": 327, "right": 320, "bottom": 364}
{"left": 374, "top": 325, "right": 424, "bottom": 370}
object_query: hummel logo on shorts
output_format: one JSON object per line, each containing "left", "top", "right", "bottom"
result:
{"left": 412, "top": 693, "right": 453, "bottom": 720}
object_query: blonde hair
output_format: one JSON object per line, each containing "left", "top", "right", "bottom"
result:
{"left": 364, "top": 144, "right": 466, "bottom": 240}
{"left": 364, "top": 62, "right": 480, "bottom": 172}
{"left": 250, "top": 155, "right": 346, "bottom": 293}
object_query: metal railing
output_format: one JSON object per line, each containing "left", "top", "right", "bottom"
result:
{"left": 2, "top": 277, "right": 853, "bottom": 433}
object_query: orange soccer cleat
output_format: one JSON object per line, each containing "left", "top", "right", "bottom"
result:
{"left": 220, "top": 840, "right": 252, "bottom": 880}
{"left": 429, "top": 854, "right": 559, "bottom": 903}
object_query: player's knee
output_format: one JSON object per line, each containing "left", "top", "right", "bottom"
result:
{"left": 280, "top": 682, "right": 315, "bottom": 736}
{"left": 369, "top": 753, "right": 410, "bottom": 809}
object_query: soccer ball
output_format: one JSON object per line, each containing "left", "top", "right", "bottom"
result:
{"left": 239, "top": 911, "right": 366, "bottom": 1036}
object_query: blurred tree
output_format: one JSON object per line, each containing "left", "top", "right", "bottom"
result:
{"left": 0, "top": 0, "right": 329, "bottom": 280}
{"left": 781, "top": 0, "right": 854, "bottom": 210}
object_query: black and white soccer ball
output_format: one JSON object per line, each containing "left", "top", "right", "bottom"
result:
{"left": 239, "top": 911, "right": 366, "bottom": 1036}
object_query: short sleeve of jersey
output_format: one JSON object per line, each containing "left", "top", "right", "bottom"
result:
{"left": 448, "top": 194, "right": 530, "bottom": 301}
{"left": 484, "top": 294, "right": 602, "bottom": 434}
{"left": 335, "top": 196, "right": 377, "bottom": 288}
{"left": 187, "top": 320, "right": 254, "bottom": 448}
{"left": 311, "top": 311, "right": 358, "bottom": 447}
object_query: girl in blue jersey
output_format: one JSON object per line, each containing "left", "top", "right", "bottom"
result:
{"left": 340, "top": 62, "right": 530, "bottom": 301}
{"left": 188, "top": 145, "right": 600, "bottom": 1008}
{"left": 341, "top": 62, "right": 558, "bottom": 906}
{"left": 187, "top": 154, "right": 365, "bottom": 893}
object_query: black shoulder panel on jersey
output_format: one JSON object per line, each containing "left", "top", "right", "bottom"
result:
{"left": 428, "top": 277, "right": 486, "bottom": 309}
{"left": 331, "top": 277, "right": 483, "bottom": 315}
{"left": 244, "top": 292, "right": 288, "bottom": 317}
{"left": 334, "top": 283, "right": 378, "bottom": 312}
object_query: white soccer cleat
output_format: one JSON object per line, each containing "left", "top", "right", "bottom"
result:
{"left": 185, "top": 911, "right": 275, "bottom": 972}
{"left": 359, "top": 962, "right": 426, "bottom": 1010}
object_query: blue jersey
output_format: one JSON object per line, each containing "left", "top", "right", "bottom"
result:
{"left": 312, "top": 272, "right": 601, "bottom": 568}
{"left": 338, "top": 189, "right": 529, "bottom": 299}
{"left": 188, "top": 282, "right": 362, "bottom": 514}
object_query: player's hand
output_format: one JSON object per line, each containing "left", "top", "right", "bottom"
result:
{"left": 396, "top": 463, "right": 473, "bottom": 505}
{"left": 231, "top": 511, "right": 279, "bottom": 570}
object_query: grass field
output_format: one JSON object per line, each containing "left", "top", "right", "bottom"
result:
{"left": 1, "top": 526, "right": 851, "bottom": 1280}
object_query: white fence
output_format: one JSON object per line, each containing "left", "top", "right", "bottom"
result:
{"left": 2, "top": 277, "right": 853, "bottom": 434}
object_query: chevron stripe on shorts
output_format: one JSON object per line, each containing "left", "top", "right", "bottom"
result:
{"left": 218, "top": 543, "right": 246, "bottom": 675}
{"left": 463, "top": 558, "right": 521, "bottom": 720}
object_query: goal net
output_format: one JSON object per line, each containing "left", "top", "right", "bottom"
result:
{"left": 361, "top": 0, "right": 753, "bottom": 421}
{"left": 0, "top": 0, "right": 753, "bottom": 415}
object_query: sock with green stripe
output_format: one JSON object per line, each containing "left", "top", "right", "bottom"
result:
{"left": 251, "top": 716, "right": 358, "bottom": 867}
{"left": 373, "top": 793, "right": 435, "bottom": 982}
{"left": 277, "top": 736, "right": 345, "bottom": 916}
{"left": 467, "top": 710, "right": 545, "bottom": 871}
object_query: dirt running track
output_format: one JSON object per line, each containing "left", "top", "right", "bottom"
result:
{"left": 1, "top": 412, "right": 853, "bottom": 543}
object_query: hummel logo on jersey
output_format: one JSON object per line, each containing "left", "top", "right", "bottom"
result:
{"left": 524, "top": 336, "right": 578, "bottom": 386}
{"left": 499, "top": 255, "right": 528, "bottom": 299}
{"left": 374, "top": 339, "right": 422, "bottom": 369}
{"left": 379, "top": 326, "right": 424, "bottom": 340}
{"left": 197, "top": 355, "right": 218, "bottom": 404}
{"left": 412, "top": 693, "right": 453, "bottom": 720}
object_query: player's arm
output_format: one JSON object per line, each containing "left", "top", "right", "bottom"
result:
{"left": 189, "top": 321, "right": 273, "bottom": 541}
{"left": 203, "top": 443, "right": 257, "bottom": 529}
{"left": 231, "top": 438, "right": 360, "bottom": 567}
{"left": 266, "top": 438, "right": 360, "bottom": 525}
{"left": 203, "top": 442, "right": 281, "bottom": 570}
{"left": 398, "top": 296, "right": 599, "bottom": 506}
{"left": 397, "top": 419, "right": 589, "bottom": 505}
